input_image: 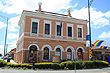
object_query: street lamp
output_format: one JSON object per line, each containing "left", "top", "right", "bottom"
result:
{"left": 0, "top": 15, "right": 8, "bottom": 60}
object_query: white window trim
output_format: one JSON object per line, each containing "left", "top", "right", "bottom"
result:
{"left": 42, "top": 45, "right": 52, "bottom": 61}
{"left": 55, "top": 22, "right": 63, "bottom": 39}
{"left": 43, "top": 20, "right": 52, "bottom": 38}
{"left": 77, "top": 25, "right": 83, "bottom": 40}
{"left": 66, "top": 46, "right": 74, "bottom": 60}
{"left": 67, "top": 23, "right": 74, "bottom": 39}
{"left": 54, "top": 45, "right": 64, "bottom": 60}
{"left": 31, "top": 18, "right": 40, "bottom": 36}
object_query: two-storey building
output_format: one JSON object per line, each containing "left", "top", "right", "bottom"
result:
{"left": 14, "top": 2, "right": 88, "bottom": 63}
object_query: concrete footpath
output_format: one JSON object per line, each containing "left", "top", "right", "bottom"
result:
{"left": 0, "top": 67, "right": 110, "bottom": 73}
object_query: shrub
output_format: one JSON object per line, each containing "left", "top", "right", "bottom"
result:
{"left": 66, "top": 62, "right": 73, "bottom": 70}
{"left": 51, "top": 63, "right": 60, "bottom": 69}
{"left": 62, "top": 60, "right": 109, "bottom": 69}
{"left": 7, "top": 63, "right": 32, "bottom": 69}
{"left": 59, "top": 63, "right": 64, "bottom": 69}
{"left": 0, "top": 60, "right": 7, "bottom": 67}
{"left": 35, "top": 62, "right": 53, "bottom": 69}
{"left": 23, "top": 67, "right": 27, "bottom": 70}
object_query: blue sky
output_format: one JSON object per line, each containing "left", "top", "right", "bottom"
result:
{"left": 0, "top": 0, "right": 110, "bottom": 55}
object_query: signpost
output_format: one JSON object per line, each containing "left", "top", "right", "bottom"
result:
{"left": 74, "top": 52, "right": 78, "bottom": 73}
{"left": 89, "top": 47, "right": 92, "bottom": 60}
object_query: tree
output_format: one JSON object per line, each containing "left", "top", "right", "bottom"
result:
{"left": 0, "top": 53, "right": 2, "bottom": 57}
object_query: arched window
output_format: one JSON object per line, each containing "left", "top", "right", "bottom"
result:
{"left": 43, "top": 47, "right": 49, "bottom": 60}
{"left": 67, "top": 48, "right": 72, "bottom": 60}
{"left": 77, "top": 48, "right": 83, "bottom": 61}
{"left": 29, "top": 45, "right": 37, "bottom": 63}
{"left": 55, "top": 48, "right": 61, "bottom": 57}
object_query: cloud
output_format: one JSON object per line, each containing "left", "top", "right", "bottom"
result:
{"left": 1, "top": 0, "right": 72, "bottom": 14}
{"left": 0, "top": 1, "right": 5, "bottom": 10}
{"left": 71, "top": 7, "right": 110, "bottom": 29}
{"left": 93, "top": 18, "right": 109, "bottom": 28}
{"left": 0, "top": 22, "right": 6, "bottom": 29}
{"left": 7, "top": 33, "right": 19, "bottom": 39}
{"left": 8, "top": 15, "right": 20, "bottom": 32}
{"left": 104, "top": 11, "right": 110, "bottom": 18}
{"left": 98, "top": 31, "right": 110, "bottom": 39}
{"left": 7, "top": 40, "right": 17, "bottom": 53}
{"left": 0, "top": 45, "right": 4, "bottom": 55}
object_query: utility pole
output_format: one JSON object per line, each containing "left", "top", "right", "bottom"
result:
{"left": 88, "top": 0, "right": 94, "bottom": 60}
{"left": 0, "top": 15, "right": 8, "bottom": 60}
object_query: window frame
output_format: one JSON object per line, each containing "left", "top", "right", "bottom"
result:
{"left": 67, "top": 23, "right": 73, "bottom": 39}
{"left": 43, "top": 47, "right": 49, "bottom": 60}
{"left": 56, "top": 22, "right": 63, "bottom": 38}
{"left": 44, "top": 20, "right": 52, "bottom": 37}
{"left": 45, "top": 23, "right": 50, "bottom": 35}
{"left": 77, "top": 25, "right": 83, "bottom": 40}
{"left": 31, "top": 18, "right": 40, "bottom": 36}
{"left": 32, "top": 22, "right": 38, "bottom": 33}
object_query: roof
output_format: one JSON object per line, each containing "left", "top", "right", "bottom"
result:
{"left": 24, "top": 10, "right": 88, "bottom": 21}
{"left": 18, "top": 10, "right": 88, "bottom": 26}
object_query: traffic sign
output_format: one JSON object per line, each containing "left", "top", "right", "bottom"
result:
{"left": 89, "top": 51, "right": 92, "bottom": 54}
{"left": 89, "top": 47, "right": 92, "bottom": 51}
{"left": 89, "top": 54, "right": 92, "bottom": 59}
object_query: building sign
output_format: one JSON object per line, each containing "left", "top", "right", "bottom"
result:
{"left": 52, "top": 56, "right": 60, "bottom": 63}
{"left": 89, "top": 47, "right": 92, "bottom": 59}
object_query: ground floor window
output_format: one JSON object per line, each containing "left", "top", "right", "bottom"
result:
{"left": 43, "top": 47, "right": 49, "bottom": 60}
{"left": 77, "top": 48, "right": 83, "bottom": 61}
{"left": 55, "top": 48, "right": 61, "bottom": 58}
{"left": 29, "top": 45, "right": 37, "bottom": 63}
{"left": 67, "top": 48, "right": 72, "bottom": 60}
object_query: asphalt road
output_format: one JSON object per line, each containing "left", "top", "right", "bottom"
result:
{"left": 0, "top": 67, "right": 110, "bottom": 73}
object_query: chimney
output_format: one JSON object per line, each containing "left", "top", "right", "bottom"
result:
{"left": 67, "top": 8, "right": 71, "bottom": 17}
{"left": 38, "top": 2, "right": 42, "bottom": 12}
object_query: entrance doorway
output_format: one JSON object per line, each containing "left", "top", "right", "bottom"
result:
{"left": 29, "top": 45, "right": 37, "bottom": 63}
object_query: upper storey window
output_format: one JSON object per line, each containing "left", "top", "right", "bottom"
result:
{"left": 45, "top": 23, "right": 50, "bottom": 35}
{"left": 78, "top": 28, "right": 82, "bottom": 38}
{"left": 77, "top": 25, "right": 83, "bottom": 39}
{"left": 31, "top": 18, "right": 39, "bottom": 36}
{"left": 32, "top": 22, "right": 38, "bottom": 33}
{"left": 44, "top": 20, "right": 51, "bottom": 37}
{"left": 68, "top": 27, "right": 72, "bottom": 37}
{"left": 57, "top": 25, "right": 61, "bottom": 36}
{"left": 56, "top": 22, "right": 63, "bottom": 38}
{"left": 67, "top": 23, "right": 73, "bottom": 39}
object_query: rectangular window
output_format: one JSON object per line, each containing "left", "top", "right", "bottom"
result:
{"left": 78, "top": 28, "right": 82, "bottom": 38}
{"left": 45, "top": 24, "right": 50, "bottom": 35}
{"left": 57, "top": 25, "right": 61, "bottom": 36}
{"left": 32, "top": 22, "right": 38, "bottom": 33}
{"left": 68, "top": 27, "right": 72, "bottom": 37}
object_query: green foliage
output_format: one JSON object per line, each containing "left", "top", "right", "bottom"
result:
{"left": 35, "top": 62, "right": 53, "bottom": 69}
{"left": 0, "top": 60, "right": 109, "bottom": 70}
{"left": 0, "top": 53, "right": 2, "bottom": 57}
{"left": 23, "top": 67, "right": 27, "bottom": 70}
{"left": 51, "top": 63, "right": 60, "bottom": 69}
{"left": 0, "top": 60, "right": 7, "bottom": 67}
{"left": 66, "top": 62, "right": 73, "bottom": 69}
{"left": 60, "top": 60, "right": 109, "bottom": 69}
{"left": 7, "top": 63, "right": 32, "bottom": 69}
{"left": 59, "top": 63, "right": 64, "bottom": 69}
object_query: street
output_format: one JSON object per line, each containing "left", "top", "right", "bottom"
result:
{"left": 0, "top": 67, "right": 110, "bottom": 73}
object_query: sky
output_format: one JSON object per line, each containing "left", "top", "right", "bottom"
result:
{"left": 0, "top": 0, "right": 110, "bottom": 56}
